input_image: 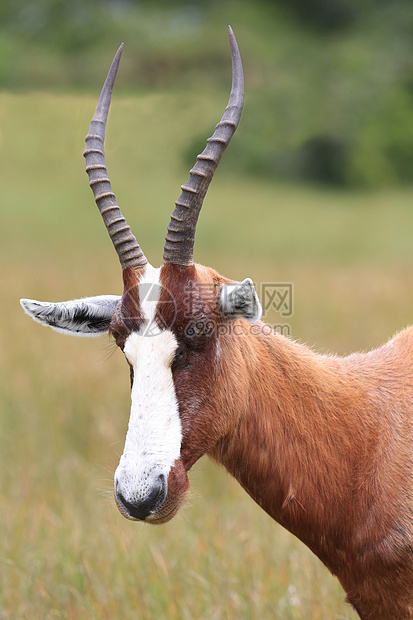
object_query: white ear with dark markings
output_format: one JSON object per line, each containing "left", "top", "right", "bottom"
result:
{"left": 20, "top": 295, "right": 121, "bottom": 337}
{"left": 220, "top": 278, "right": 262, "bottom": 323}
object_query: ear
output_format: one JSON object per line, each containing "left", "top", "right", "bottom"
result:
{"left": 20, "top": 295, "right": 121, "bottom": 337}
{"left": 220, "top": 278, "right": 262, "bottom": 322}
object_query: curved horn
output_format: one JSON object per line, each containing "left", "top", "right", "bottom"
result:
{"left": 162, "top": 26, "right": 244, "bottom": 266}
{"left": 83, "top": 44, "right": 147, "bottom": 271}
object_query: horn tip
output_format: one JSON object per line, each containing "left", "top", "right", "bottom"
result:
{"left": 114, "top": 42, "right": 124, "bottom": 65}
{"left": 227, "top": 26, "right": 241, "bottom": 62}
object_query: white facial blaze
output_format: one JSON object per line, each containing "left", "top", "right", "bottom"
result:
{"left": 114, "top": 264, "right": 182, "bottom": 505}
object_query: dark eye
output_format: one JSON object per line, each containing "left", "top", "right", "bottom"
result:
{"left": 173, "top": 347, "right": 185, "bottom": 367}
{"left": 111, "top": 329, "right": 120, "bottom": 341}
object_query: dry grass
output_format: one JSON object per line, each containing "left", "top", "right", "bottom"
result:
{"left": 2, "top": 90, "right": 413, "bottom": 618}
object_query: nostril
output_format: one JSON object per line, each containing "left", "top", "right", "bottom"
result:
{"left": 116, "top": 474, "right": 168, "bottom": 521}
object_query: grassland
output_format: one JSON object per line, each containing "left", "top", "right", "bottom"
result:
{"left": 2, "top": 88, "right": 413, "bottom": 619}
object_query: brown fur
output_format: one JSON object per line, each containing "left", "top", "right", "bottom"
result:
{"left": 211, "top": 326, "right": 413, "bottom": 618}
{"left": 112, "top": 262, "right": 413, "bottom": 618}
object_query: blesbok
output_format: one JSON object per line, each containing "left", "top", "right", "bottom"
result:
{"left": 20, "top": 28, "right": 412, "bottom": 619}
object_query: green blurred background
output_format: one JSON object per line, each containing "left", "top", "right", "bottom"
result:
{"left": 2, "top": 0, "right": 413, "bottom": 186}
{"left": 1, "top": 1, "right": 413, "bottom": 618}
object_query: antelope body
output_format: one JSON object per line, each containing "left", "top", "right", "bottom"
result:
{"left": 20, "top": 29, "right": 413, "bottom": 619}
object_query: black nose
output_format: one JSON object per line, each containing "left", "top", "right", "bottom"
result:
{"left": 116, "top": 474, "right": 167, "bottom": 521}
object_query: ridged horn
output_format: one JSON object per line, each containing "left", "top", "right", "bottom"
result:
{"left": 83, "top": 43, "right": 147, "bottom": 271}
{"left": 162, "top": 26, "right": 244, "bottom": 266}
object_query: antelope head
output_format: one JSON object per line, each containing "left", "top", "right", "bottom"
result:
{"left": 20, "top": 28, "right": 261, "bottom": 524}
